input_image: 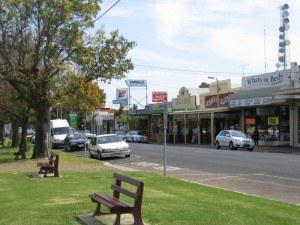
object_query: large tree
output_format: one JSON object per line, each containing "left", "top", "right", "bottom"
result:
{"left": 0, "top": 0, "right": 135, "bottom": 158}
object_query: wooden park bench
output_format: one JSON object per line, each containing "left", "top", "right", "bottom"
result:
{"left": 90, "top": 173, "right": 145, "bottom": 225}
{"left": 37, "top": 153, "right": 59, "bottom": 178}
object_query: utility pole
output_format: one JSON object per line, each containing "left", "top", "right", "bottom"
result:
{"left": 163, "top": 108, "right": 167, "bottom": 176}
{"left": 240, "top": 64, "right": 248, "bottom": 77}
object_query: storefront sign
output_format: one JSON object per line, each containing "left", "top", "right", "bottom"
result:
{"left": 152, "top": 92, "right": 167, "bottom": 103}
{"left": 242, "top": 71, "right": 289, "bottom": 90}
{"left": 268, "top": 117, "right": 279, "bottom": 125}
{"left": 230, "top": 97, "right": 272, "bottom": 107}
{"left": 172, "top": 87, "right": 196, "bottom": 110}
{"left": 116, "top": 88, "right": 128, "bottom": 100}
{"left": 125, "top": 79, "right": 147, "bottom": 87}
{"left": 245, "top": 118, "right": 256, "bottom": 125}
{"left": 205, "top": 93, "right": 232, "bottom": 108}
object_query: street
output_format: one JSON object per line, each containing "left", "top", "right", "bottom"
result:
{"left": 76, "top": 143, "right": 300, "bottom": 204}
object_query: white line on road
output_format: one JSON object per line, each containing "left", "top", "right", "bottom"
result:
{"left": 256, "top": 174, "right": 300, "bottom": 182}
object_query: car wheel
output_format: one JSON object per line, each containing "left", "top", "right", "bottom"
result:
{"left": 125, "top": 153, "right": 130, "bottom": 158}
{"left": 229, "top": 141, "right": 234, "bottom": 150}
{"left": 97, "top": 151, "right": 103, "bottom": 160}
{"left": 248, "top": 148, "right": 254, "bottom": 151}
{"left": 89, "top": 151, "right": 93, "bottom": 158}
{"left": 216, "top": 141, "right": 221, "bottom": 149}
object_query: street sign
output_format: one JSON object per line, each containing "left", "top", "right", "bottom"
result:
{"left": 69, "top": 113, "right": 78, "bottom": 128}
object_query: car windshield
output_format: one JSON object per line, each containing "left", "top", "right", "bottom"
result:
{"left": 116, "top": 131, "right": 125, "bottom": 135}
{"left": 131, "top": 131, "right": 143, "bottom": 135}
{"left": 97, "top": 135, "right": 123, "bottom": 144}
{"left": 53, "top": 127, "right": 69, "bottom": 135}
{"left": 71, "top": 133, "right": 85, "bottom": 139}
{"left": 231, "top": 131, "right": 247, "bottom": 138}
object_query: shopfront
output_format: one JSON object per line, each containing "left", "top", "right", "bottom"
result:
{"left": 230, "top": 66, "right": 300, "bottom": 147}
{"left": 244, "top": 106, "right": 290, "bottom": 145}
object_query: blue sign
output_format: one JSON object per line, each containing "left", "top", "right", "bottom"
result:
{"left": 125, "top": 79, "right": 147, "bottom": 87}
{"left": 113, "top": 99, "right": 128, "bottom": 106}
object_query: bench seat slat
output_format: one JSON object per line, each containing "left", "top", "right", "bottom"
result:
{"left": 111, "top": 184, "right": 137, "bottom": 199}
{"left": 91, "top": 193, "right": 131, "bottom": 210}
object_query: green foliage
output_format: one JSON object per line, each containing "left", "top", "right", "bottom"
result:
{"left": 53, "top": 71, "right": 106, "bottom": 114}
{"left": 0, "top": 0, "right": 135, "bottom": 157}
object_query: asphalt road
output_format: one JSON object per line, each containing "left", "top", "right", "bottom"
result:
{"left": 74, "top": 143, "right": 300, "bottom": 204}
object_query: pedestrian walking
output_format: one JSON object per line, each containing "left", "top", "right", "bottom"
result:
{"left": 252, "top": 129, "right": 259, "bottom": 146}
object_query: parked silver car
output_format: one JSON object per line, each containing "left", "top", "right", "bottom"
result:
{"left": 215, "top": 130, "right": 255, "bottom": 151}
{"left": 126, "top": 131, "right": 148, "bottom": 143}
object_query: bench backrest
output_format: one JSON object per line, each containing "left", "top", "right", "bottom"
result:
{"left": 111, "top": 173, "right": 144, "bottom": 209}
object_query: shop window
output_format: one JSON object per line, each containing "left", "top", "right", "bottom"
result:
{"left": 245, "top": 106, "right": 289, "bottom": 142}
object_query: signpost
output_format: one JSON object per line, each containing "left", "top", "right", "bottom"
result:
{"left": 163, "top": 109, "right": 167, "bottom": 176}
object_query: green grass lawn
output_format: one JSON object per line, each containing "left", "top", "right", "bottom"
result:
{"left": 0, "top": 146, "right": 299, "bottom": 225}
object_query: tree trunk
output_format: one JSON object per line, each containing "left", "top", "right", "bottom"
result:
{"left": 0, "top": 122, "right": 4, "bottom": 145}
{"left": 19, "top": 120, "right": 28, "bottom": 159}
{"left": 11, "top": 121, "right": 19, "bottom": 147}
{"left": 32, "top": 105, "right": 49, "bottom": 158}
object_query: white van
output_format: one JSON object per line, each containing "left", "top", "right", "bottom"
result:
{"left": 50, "top": 119, "right": 70, "bottom": 148}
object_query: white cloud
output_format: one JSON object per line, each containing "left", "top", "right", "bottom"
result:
{"left": 148, "top": 0, "right": 300, "bottom": 71}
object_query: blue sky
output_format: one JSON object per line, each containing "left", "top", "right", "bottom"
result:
{"left": 92, "top": 0, "right": 300, "bottom": 108}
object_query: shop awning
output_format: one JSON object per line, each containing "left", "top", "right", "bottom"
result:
{"left": 229, "top": 87, "right": 280, "bottom": 108}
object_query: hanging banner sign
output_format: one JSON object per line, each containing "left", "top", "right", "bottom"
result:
{"left": 152, "top": 92, "right": 168, "bottom": 103}
{"left": 268, "top": 117, "right": 279, "bottom": 125}
{"left": 125, "top": 79, "right": 147, "bottom": 87}
{"left": 245, "top": 118, "right": 256, "bottom": 125}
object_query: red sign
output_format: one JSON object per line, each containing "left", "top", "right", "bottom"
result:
{"left": 245, "top": 118, "right": 256, "bottom": 125}
{"left": 205, "top": 93, "right": 232, "bottom": 108}
{"left": 152, "top": 92, "right": 167, "bottom": 103}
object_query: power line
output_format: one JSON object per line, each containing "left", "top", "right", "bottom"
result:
{"left": 135, "top": 64, "right": 259, "bottom": 75}
{"left": 93, "top": 0, "right": 121, "bottom": 23}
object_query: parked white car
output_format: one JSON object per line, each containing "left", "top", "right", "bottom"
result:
{"left": 88, "top": 134, "right": 130, "bottom": 159}
{"left": 215, "top": 130, "right": 255, "bottom": 151}
{"left": 126, "top": 131, "right": 148, "bottom": 143}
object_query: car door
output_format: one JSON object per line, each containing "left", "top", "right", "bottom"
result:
{"left": 126, "top": 132, "right": 132, "bottom": 141}
{"left": 90, "top": 137, "right": 97, "bottom": 155}
{"left": 217, "top": 131, "right": 224, "bottom": 146}
{"left": 223, "top": 131, "right": 231, "bottom": 146}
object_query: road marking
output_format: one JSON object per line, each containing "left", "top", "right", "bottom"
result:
{"left": 256, "top": 174, "right": 300, "bottom": 182}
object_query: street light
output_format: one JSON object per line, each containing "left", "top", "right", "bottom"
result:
{"left": 208, "top": 76, "right": 220, "bottom": 107}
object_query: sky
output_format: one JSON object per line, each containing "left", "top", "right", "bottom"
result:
{"left": 91, "top": 0, "right": 300, "bottom": 108}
